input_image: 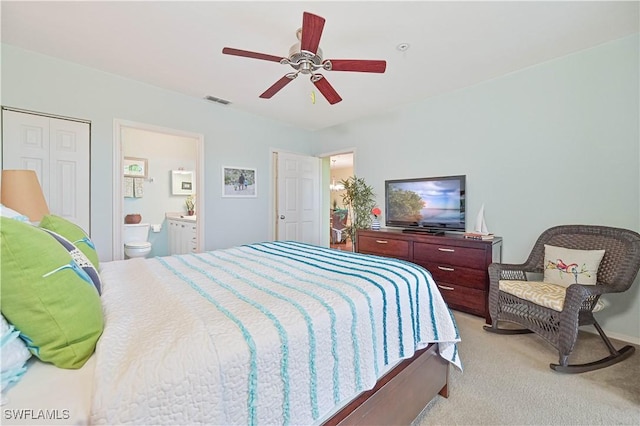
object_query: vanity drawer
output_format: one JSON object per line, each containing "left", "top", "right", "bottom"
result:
{"left": 358, "top": 235, "right": 410, "bottom": 259}
{"left": 414, "top": 242, "right": 486, "bottom": 269}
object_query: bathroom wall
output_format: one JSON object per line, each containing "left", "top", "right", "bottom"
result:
{"left": 123, "top": 127, "right": 197, "bottom": 257}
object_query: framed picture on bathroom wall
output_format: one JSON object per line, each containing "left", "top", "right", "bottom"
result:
{"left": 171, "top": 170, "right": 195, "bottom": 195}
{"left": 222, "top": 166, "right": 257, "bottom": 198}
{"left": 123, "top": 157, "right": 148, "bottom": 178}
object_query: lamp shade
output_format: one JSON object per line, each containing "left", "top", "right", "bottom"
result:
{"left": 1, "top": 169, "right": 50, "bottom": 222}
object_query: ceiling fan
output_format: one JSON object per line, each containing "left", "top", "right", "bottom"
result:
{"left": 222, "top": 12, "right": 387, "bottom": 105}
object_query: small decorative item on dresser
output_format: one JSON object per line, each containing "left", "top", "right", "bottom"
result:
{"left": 371, "top": 207, "right": 381, "bottom": 230}
{"left": 463, "top": 232, "right": 494, "bottom": 240}
{"left": 125, "top": 214, "right": 142, "bottom": 224}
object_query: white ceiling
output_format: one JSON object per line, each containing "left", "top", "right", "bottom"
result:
{"left": 2, "top": 1, "right": 638, "bottom": 132}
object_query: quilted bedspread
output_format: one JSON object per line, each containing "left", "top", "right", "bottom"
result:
{"left": 90, "top": 241, "right": 461, "bottom": 425}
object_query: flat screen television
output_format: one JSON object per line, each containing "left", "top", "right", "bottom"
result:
{"left": 384, "top": 175, "right": 466, "bottom": 234}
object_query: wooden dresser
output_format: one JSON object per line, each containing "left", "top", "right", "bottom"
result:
{"left": 357, "top": 229, "right": 502, "bottom": 324}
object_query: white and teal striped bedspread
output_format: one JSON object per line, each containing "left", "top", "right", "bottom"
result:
{"left": 91, "top": 241, "right": 461, "bottom": 425}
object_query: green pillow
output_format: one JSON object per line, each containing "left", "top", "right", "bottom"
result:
{"left": 0, "top": 217, "right": 103, "bottom": 369}
{"left": 39, "top": 214, "right": 99, "bottom": 269}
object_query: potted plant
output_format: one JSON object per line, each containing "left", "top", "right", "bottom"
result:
{"left": 185, "top": 194, "right": 195, "bottom": 216}
{"left": 340, "top": 176, "right": 376, "bottom": 251}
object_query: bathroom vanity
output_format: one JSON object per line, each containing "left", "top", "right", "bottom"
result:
{"left": 166, "top": 214, "right": 197, "bottom": 255}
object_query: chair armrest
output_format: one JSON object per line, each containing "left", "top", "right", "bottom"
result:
{"left": 488, "top": 262, "right": 537, "bottom": 282}
{"left": 562, "top": 283, "right": 615, "bottom": 316}
{"left": 566, "top": 282, "right": 622, "bottom": 298}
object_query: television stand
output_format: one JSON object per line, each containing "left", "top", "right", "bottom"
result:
{"left": 402, "top": 228, "right": 445, "bottom": 236}
{"left": 357, "top": 229, "right": 503, "bottom": 325}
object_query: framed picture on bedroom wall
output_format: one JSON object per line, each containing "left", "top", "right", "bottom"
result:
{"left": 222, "top": 166, "right": 257, "bottom": 198}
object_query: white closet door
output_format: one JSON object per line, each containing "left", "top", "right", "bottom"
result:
{"left": 2, "top": 111, "right": 51, "bottom": 194}
{"left": 48, "top": 118, "right": 90, "bottom": 230}
{"left": 2, "top": 109, "right": 90, "bottom": 233}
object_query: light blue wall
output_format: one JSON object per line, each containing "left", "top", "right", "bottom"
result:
{"left": 311, "top": 35, "right": 640, "bottom": 341}
{"left": 1, "top": 44, "right": 313, "bottom": 260}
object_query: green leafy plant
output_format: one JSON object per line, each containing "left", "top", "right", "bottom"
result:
{"left": 185, "top": 194, "right": 195, "bottom": 212}
{"left": 340, "top": 176, "right": 376, "bottom": 249}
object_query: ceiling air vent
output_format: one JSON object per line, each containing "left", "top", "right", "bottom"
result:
{"left": 204, "top": 95, "right": 231, "bottom": 105}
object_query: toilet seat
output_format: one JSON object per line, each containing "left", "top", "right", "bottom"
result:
{"left": 124, "top": 241, "right": 152, "bottom": 259}
{"left": 124, "top": 241, "right": 151, "bottom": 249}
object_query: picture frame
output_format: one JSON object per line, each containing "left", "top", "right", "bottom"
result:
{"left": 171, "top": 170, "right": 195, "bottom": 195}
{"left": 123, "top": 157, "right": 148, "bottom": 178}
{"left": 222, "top": 166, "right": 257, "bottom": 198}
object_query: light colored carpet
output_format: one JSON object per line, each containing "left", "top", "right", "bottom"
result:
{"left": 413, "top": 312, "right": 640, "bottom": 425}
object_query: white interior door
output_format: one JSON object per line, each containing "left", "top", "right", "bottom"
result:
{"left": 2, "top": 109, "right": 90, "bottom": 232}
{"left": 276, "top": 151, "right": 321, "bottom": 244}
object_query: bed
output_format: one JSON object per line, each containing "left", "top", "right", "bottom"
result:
{"left": 2, "top": 239, "right": 461, "bottom": 425}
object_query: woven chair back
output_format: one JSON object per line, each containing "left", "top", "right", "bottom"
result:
{"left": 525, "top": 225, "right": 640, "bottom": 292}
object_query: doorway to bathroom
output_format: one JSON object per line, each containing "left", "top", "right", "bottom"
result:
{"left": 112, "top": 120, "right": 204, "bottom": 260}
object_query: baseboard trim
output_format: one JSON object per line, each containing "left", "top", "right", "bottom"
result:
{"left": 582, "top": 326, "right": 640, "bottom": 346}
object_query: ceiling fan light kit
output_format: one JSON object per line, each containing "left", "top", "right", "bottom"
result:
{"left": 222, "top": 12, "right": 386, "bottom": 105}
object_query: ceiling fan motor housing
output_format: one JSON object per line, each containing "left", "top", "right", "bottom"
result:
{"left": 287, "top": 42, "right": 324, "bottom": 74}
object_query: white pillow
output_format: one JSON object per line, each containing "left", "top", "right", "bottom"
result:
{"left": 1, "top": 314, "right": 32, "bottom": 395}
{"left": 0, "top": 205, "right": 29, "bottom": 223}
{"left": 543, "top": 244, "right": 605, "bottom": 287}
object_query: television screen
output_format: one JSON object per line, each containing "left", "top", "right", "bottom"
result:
{"left": 385, "top": 175, "right": 466, "bottom": 232}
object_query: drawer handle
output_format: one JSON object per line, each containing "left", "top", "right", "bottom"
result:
{"left": 375, "top": 240, "right": 389, "bottom": 244}
{"left": 437, "top": 285, "right": 455, "bottom": 291}
{"left": 438, "top": 266, "right": 455, "bottom": 272}
{"left": 438, "top": 248, "right": 455, "bottom": 252}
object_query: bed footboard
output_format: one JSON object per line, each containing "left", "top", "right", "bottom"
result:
{"left": 324, "top": 343, "right": 449, "bottom": 426}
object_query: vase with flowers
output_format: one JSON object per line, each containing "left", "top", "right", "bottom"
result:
{"left": 185, "top": 194, "right": 195, "bottom": 216}
{"left": 371, "top": 207, "right": 381, "bottom": 230}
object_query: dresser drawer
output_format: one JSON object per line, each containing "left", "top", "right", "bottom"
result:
{"left": 414, "top": 242, "right": 486, "bottom": 269}
{"left": 358, "top": 235, "right": 410, "bottom": 259}
{"left": 420, "top": 261, "right": 486, "bottom": 290}
{"left": 435, "top": 283, "right": 486, "bottom": 317}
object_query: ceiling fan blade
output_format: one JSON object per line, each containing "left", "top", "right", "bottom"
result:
{"left": 312, "top": 75, "right": 342, "bottom": 105}
{"left": 259, "top": 75, "right": 295, "bottom": 99}
{"left": 325, "top": 59, "right": 387, "bottom": 73}
{"left": 222, "top": 47, "right": 284, "bottom": 63}
{"left": 300, "top": 12, "right": 325, "bottom": 54}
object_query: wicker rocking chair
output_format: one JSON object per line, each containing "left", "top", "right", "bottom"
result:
{"left": 483, "top": 225, "right": 640, "bottom": 373}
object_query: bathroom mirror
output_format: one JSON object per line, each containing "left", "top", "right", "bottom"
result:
{"left": 171, "top": 170, "right": 195, "bottom": 195}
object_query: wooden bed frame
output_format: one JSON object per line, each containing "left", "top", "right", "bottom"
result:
{"left": 324, "top": 343, "right": 449, "bottom": 425}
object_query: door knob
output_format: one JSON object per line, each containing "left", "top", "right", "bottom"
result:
{"left": 280, "top": 215, "right": 285, "bottom": 219}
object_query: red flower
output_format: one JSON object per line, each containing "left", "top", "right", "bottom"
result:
{"left": 371, "top": 207, "right": 381, "bottom": 217}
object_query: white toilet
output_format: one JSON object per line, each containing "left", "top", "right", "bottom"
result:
{"left": 123, "top": 223, "right": 152, "bottom": 259}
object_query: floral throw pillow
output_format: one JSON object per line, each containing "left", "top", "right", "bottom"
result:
{"left": 543, "top": 244, "right": 605, "bottom": 287}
